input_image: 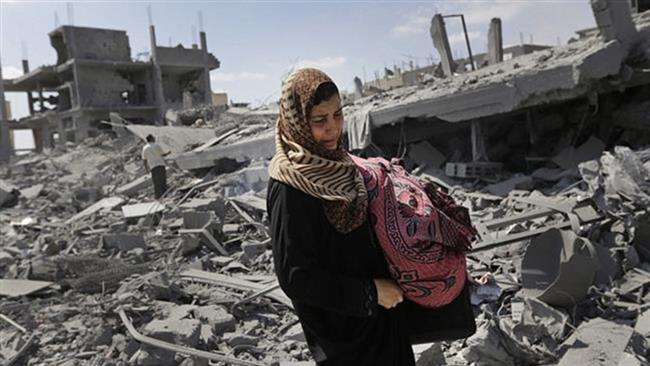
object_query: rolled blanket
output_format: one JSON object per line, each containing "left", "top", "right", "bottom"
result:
{"left": 351, "top": 155, "right": 477, "bottom": 308}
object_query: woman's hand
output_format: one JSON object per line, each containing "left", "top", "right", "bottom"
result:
{"left": 373, "top": 278, "right": 404, "bottom": 309}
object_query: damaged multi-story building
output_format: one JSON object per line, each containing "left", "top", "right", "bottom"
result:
{"left": 342, "top": 0, "right": 650, "bottom": 178}
{"left": 0, "top": 24, "right": 219, "bottom": 154}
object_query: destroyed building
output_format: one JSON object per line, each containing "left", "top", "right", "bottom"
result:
{"left": 2, "top": 1, "right": 650, "bottom": 365}
{"left": 1, "top": 24, "right": 219, "bottom": 153}
{"left": 342, "top": 1, "right": 650, "bottom": 182}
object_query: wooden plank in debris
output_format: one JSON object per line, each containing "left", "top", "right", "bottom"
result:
{"left": 0, "top": 279, "right": 55, "bottom": 297}
{"left": 180, "top": 269, "right": 292, "bottom": 309}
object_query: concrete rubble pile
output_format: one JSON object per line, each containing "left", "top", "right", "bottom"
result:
{"left": 1, "top": 103, "right": 650, "bottom": 366}
{"left": 1, "top": 4, "right": 650, "bottom": 366}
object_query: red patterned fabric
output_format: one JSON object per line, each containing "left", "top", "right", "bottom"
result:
{"left": 351, "top": 155, "right": 477, "bottom": 308}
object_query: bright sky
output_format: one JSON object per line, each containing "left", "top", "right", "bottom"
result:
{"left": 2, "top": 0, "right": 596, "bottom": 126}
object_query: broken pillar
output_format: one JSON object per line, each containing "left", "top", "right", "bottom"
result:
{"left": 199, "top": 31, "right": 213, "bottom": 105}
{"left": 487, "top": 18, "right": 503, "bottom": 65}
{"left": 430, "top": 14, "right": 455, "bottom": 77}
{"left": 149, "top": 25, "right": 165, "bottom": 125}
{"left": 0, "top": 63, "right": 12, "bottom": 163}
{"left": 353, "top": 76, "right": 363, "bottom": 98}
{"left": 591, "top": 0, "right": 639, "bottom": 52}
{"left": 22, "top": 60, "right": 35, "bottom": 114}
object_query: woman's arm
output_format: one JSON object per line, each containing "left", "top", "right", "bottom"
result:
{"left": 268, "top": 182, "right": 378, "bottom": 318}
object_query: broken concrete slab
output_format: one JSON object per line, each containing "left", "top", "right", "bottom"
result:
{"left": 66, "top": 196, "right": 125, "bottom": 224}
{"left": 229, "top": 194, "right": 266, "bottom": 213}
{"left": 121, "top": 201, "right": 165, "bottom": 219}
{"left": 116, "top": 175, "right": 151, "bottom": 196}
{"left": 553, "top": 136, "right": 605, "bottom": 170}
{"left": 558, "top": 318, "right": 634, "bottom": 366}
{"left": 124, "top": 125, "right": 217, "bottom": 158}
{"left": 101, "top": 233, "right": 146, "bottom": 252}
{"left": 175, "top": 129, "right": 274, "bottom": 171}
{"left": 178, "top": 198, "right": 221, "bottom": 212}
{"left": 241, "top": 241, "right": 268, "bottom": 264}
{"left": 0, "top": 279, "right": 55, "bottom": 297}
{"left": 521, "top": 228, "right": 599, "bottom": 307}
{"left": 143, "top": 318, "right": 201, "bottom": 348}
{"left": 20, "top": 183, "right": 44, "bottom": 199}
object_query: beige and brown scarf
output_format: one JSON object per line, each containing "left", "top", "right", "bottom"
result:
{"left": 269, "top": 68, "right": 368, "bottom": 234}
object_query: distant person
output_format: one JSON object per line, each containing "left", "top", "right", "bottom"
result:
{"left": 142, "top": 134, "right": 169, "bottom": 199}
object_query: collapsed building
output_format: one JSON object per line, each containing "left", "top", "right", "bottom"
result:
{"left": 0, "top": 24, "right": 219, "bottom": 153}
{"left": 2, "top": 1, "right": 650, "bottom": 365}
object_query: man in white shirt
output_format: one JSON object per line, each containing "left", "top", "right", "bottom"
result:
{"left": 142, "top": 134, "right": 169, "bottom": 199}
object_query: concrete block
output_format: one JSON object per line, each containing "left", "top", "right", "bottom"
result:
{"left": 241, "top": 241, "right": 268, "bottom": 263}
{"left": 143, "top": 318, "right": 201, "bottom": 348}
{"left": 101, "top": 233, "right": 146, "bottom": 252}
{"left": 193, "top": 305, "right": 236, "bottom": 336}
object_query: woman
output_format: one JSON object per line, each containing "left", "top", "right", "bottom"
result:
{"left": 267, "top": 68, "right": 416, "bottom": 365}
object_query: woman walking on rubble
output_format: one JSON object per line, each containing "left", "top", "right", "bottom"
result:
{"left": 266, "top": 68, "right": 415, "bottom": 365}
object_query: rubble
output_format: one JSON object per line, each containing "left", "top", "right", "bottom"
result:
{"left": 0, "top": 3, "right": 649, "bottom": 365}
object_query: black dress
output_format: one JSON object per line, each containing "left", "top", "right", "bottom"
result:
{"left": 267, "top": 178, "right": 416, "bottom": 366}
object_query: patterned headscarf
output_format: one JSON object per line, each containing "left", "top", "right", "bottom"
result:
{"left": 269, "top": 68, "right": 368, "bottom": 234}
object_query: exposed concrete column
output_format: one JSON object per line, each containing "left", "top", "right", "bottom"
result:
{"left": 199, "top": 31, "right": 212, "bottom": 105}
{"left": 430, "top": 14, "right": 455, "bottom": 77}
{"left": 33, "top": 127, "right": 44, "bottom": 153}
{"left": 37, "top": 82, "right": 45, "bottom": 112}
{"left": 74, "top": 115, "right": 90, "bottom": 142}
{"left": 471, "top": 120, "right": 488, "bottom": 162}
{"left": 591, "top": 0, "right": 639, "bottom": 52}
{"left": 487, "top": 18, "right": 504, "bottom": 65}
{"left": 149, "top": 25, "right": 165, "bottom": 125}
{"left": 41, "top": 124, "right": 53, "bottom": 150}
{"left": 0, "top": 63, "right": 12, "bottom": 163}
{"left": 22, "top": 60, "right": 35, "bottom": 114}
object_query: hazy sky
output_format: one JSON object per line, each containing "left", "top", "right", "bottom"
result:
{"left": 2, "top": 0, "right": 597, "bottom": 123}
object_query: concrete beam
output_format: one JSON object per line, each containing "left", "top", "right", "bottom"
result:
{"left": 487, "top": 18, "right": 503, "bottom": 65}
{"left": 430, "top": 14, "right": 455, "bottom": 77}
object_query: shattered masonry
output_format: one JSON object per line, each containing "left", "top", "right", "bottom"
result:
{"left": 1, "top": 1, "right": 650, "bottom": 365}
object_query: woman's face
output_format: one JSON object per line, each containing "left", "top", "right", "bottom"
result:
{"left": 308, "top": 95, "right": 344, "bottom": 151}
